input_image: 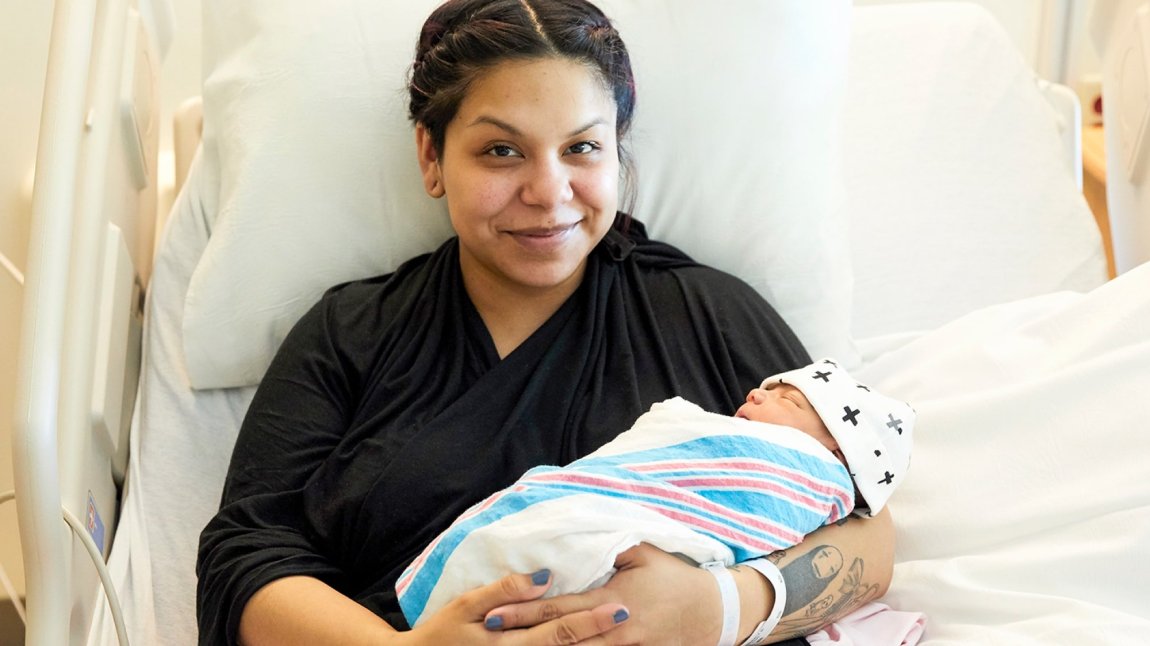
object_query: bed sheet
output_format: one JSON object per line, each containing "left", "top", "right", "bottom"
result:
{"left": 89, "top": 154, "right": 257, "bottom": 646}
{"left": 855, "top": 263, "right": 1150, "bottom": 643}
{"left": 91, "top": 151, "right": 1149, "bottom": 644}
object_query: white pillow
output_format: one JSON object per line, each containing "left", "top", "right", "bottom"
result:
{"left": 185, "top": 0, "right": 856, "bottom": 389}
{"left": 843, "top": 3, "right": 1108, "bottom": 339}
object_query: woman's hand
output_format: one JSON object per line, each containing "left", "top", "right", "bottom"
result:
{"left": 238, "top": 572, "right": 628, "bottom": 646}
{"left": 402, "top": 570, "right": 632, "bottom": 646}
{"left": 485, "top": 510, "right": 896, "bottom": 645}
{"left": 483, "top": 544, "right": 727, "bottom": 645}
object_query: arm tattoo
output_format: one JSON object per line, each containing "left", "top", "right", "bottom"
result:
{"left": 773, "top": 546, "right": 882, "bottom": 637}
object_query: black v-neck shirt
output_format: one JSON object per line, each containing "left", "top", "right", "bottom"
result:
{"left": 197, "top": 219, "right": 810, "bottom": 644}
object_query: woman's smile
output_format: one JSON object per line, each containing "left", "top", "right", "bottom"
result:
{"left": 505, "top": 222, "right": 582, "bottom": 252}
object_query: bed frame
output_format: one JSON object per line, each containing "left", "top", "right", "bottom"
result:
{"left": 1094, "top": 0, "right": 1150, "bottom": 272}
{"left": 12, "top": 0, "right": 165, "bottom": 643}
{"left": 10, "top": 0, "right": 1145, "bottom": 644}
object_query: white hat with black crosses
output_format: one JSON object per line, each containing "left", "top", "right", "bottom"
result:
{"left": 761, "top": 358, "right": 915, "bottom": 517}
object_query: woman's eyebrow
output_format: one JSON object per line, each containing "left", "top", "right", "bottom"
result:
{"left": 566, "top": 118, "right": 608, "bottom": 137}
{"left": 466, "top": 115, "right": 608, "bottom": 138}
{"left": 468, "top": 115, "right": 522, "bottom": 135}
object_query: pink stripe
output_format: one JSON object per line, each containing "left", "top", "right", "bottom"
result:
{"left": 647, "top": 504, "right": 796, "bottom": 551}
{"left": 524, "top": 471, "right": 801, "bottom": 546}
{"left": 631, "top": 458, "right": 845, "bottom": 498}
{"left": 664, "top": 475, "right": 852, "bottom": 513}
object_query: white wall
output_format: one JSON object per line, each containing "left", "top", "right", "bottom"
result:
{"left": 856, "top": 0, "right": 1047, "bottom": 68}
{"left": 0, "top": 0, "right": 54, "bottom": 604}
{"left": 0, "top": 0, "right": 202, "bottom": 603}
{"left": 855, "top": 0, "right": 1104, "bottom": 100}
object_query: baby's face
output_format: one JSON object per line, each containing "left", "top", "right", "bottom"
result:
{"left": 735, "top": 384, "right": 840, "bottom": 454}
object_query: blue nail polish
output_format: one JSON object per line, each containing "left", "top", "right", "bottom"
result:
{"left": 613, "top": 608, "right": 630, "bottom": 624}
{"left": 485, "top": 615, "right": 504, "bottom": 630}
{"left": 531, "top": 569, "right": 551, "bottom": 585}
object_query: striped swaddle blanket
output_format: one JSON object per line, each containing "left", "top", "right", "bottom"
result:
{"left": 397, "top": 397, "right": 854, "bottom": 626}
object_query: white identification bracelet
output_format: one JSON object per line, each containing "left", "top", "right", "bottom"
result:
{"left": 700, "top": 559, "right": 787, "bottom": 646}
{"left": 701, "top": 561, "right": 739, "bottom": 646}
{"left": 740, "top": 557, "right": 787, "bottom": 646}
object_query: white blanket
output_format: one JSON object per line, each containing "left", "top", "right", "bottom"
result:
{"left": 855, "top": 261, "right": 1150, "bottom": 644}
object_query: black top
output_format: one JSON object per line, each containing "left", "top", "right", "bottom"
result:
{"left": 196, "top": 219, "right": 810, "bottom": 644}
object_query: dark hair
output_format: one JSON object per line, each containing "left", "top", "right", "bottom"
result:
{"left": 408, "top": 0, "right": 637, "bottom": 209}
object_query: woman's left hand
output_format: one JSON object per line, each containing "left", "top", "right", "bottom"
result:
{"left": 483, "top": 543, "right": 726, "bottom": 645}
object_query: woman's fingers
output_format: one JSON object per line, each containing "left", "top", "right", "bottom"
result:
{"left": 484, "top": 585, "right": 614, "bottom": 630}
{"left": 510, "top": 604, "right": 631, "bottom": 645}
{"left": 452, "top": 569, "right": 554, "bottom": 618}
{"left": 416, "top": 571, "right": 634, "bottom": 645}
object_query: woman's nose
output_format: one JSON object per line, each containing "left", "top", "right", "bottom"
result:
{"left": 521, "top": 158, "right": 574, "bottom": 208}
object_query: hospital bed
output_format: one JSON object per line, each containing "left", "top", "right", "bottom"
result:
{"left": 11, "top": 0, "right": 1150, "bottom": 644}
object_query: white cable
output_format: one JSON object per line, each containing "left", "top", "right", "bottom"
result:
{"left": 0, "top": 490, "right": 28, "bottom": 625}
{"left": 62, "top": 507, "right": 130, "bottom": 646}
{"left": 0, "top": 488, "right": 133, "bottom": 644}
{"left": 0, "top": 252, "right": 24, "bottom": 286}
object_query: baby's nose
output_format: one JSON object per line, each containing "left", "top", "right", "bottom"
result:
{"left": 747, "top": 388, "right": 767, "bottom": 404}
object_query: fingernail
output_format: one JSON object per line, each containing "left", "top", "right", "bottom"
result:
{"left": 613, "top": 608, "right": 630, "bottom": 624}
{"left": 484, "top": 615, "right": 504, "bottom": 630}
{"left": 531, "top": 569, "right": 551, "bottom": 585}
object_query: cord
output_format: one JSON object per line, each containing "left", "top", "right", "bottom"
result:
{"left": 0, "top": 252, "right": 23, "bottom": 286}
{"left": 0, "top": 490, "right": 27, "bottom": 625}
{"left": 62, "top": 507, "right": 130, "bottom": 646}
{"left": 0, "top": 489, "right": 130, "bottom": 645}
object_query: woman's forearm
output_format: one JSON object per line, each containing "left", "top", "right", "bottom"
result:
{"left": 762, "top": 508, "right": 895, "bottom": 641}
{"left": 728, "top": 509, "right": 895, "bottom": 643}
{"left": 237, "top": 576, "right": 401, "bottom": 646}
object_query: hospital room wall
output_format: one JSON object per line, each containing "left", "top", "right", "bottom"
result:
{"left": 858, "top": 0, "right": 1103, "bottom": 103}
{"left": 0, "top": 0, "right": 1105, "bottom": 612}
{"left": 0, "top": 0, "right": 53, "bottom": 621}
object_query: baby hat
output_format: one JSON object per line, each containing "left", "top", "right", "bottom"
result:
{"left": 761, "top": 358, "right": 915, "bottom": 516}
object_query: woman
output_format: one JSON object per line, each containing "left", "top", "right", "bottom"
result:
{"left": 196, "top": 1, "right": 894, "bottom": 644}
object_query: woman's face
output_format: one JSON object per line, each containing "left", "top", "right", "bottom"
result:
{"left": 418, "top": 57, "right": 620, "bottom": 300}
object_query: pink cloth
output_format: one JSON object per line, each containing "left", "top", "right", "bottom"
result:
{"left": 807, "top": 602, "right": 926, "bottom": 645}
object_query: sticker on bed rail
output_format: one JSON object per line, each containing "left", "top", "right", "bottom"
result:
{"left": 87, "top": 491, "right": 106, "bottom": 552}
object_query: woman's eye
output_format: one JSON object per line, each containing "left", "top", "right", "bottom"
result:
{"left": 567, "top": 141, "right": 600, "bottom": 155}
{"left": 486, "top": 145, "right": 519, "bottom": 158}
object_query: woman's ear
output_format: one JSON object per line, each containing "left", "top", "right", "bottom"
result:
{"left": 415, "top": 123, "right": 445, "bottom": 198}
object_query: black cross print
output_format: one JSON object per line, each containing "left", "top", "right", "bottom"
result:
{"left": 842, "top": 406, "right": 860, "bottom": 426}
{"left": 822, "top": 359, "right": 838, "bottom": 368}
{"left": 886, "top": 413, "right": 903, "bottom": 435}
{"left": 813, "top": 370, "right": 831, "bottom": 383}
{"left": 878, "top": 471, "right": 894, "bottom": 485}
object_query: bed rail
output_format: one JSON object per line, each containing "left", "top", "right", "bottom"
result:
{"left": 13, "top": 0, "right": 161, "bottom": 643}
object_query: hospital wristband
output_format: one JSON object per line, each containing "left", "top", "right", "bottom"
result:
{"left": 738, "top": 557, "right": 787, "bottom": 646}
{"left": 701, "top": 561, "right": 740, "bottom": 646}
